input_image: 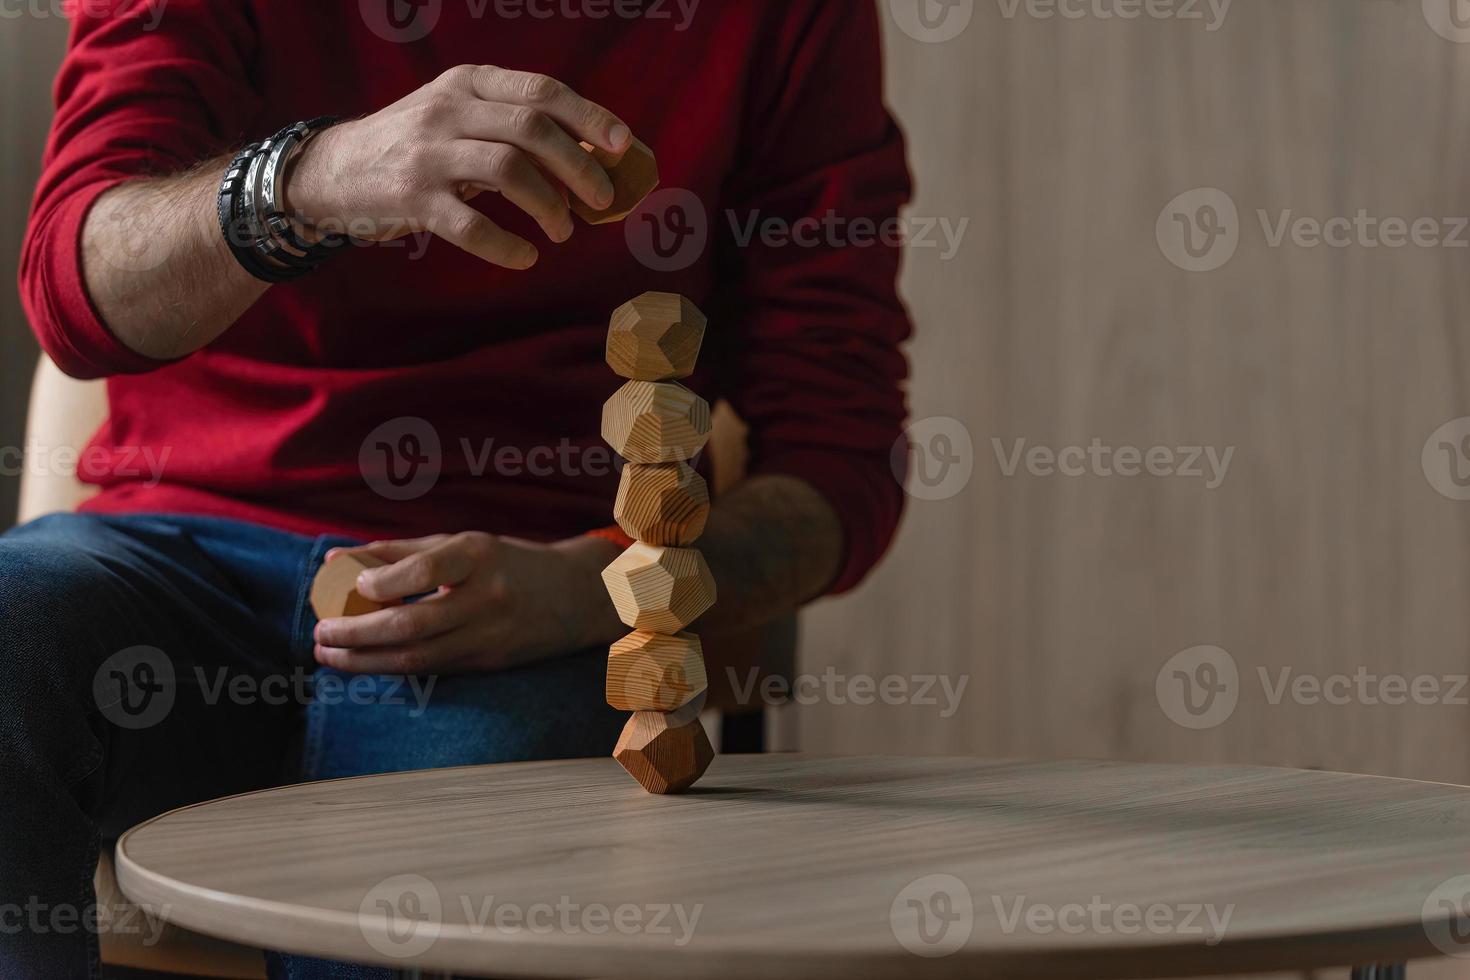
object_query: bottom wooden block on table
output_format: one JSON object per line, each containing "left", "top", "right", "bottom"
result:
{"left": 613, "top": 710, "right": 715, "bottom": 795}
{"left": 309, "top": 553, "right": 391, "bottom": 620}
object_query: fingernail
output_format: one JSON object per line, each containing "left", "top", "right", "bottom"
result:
{"left": 597, "top": 181, "right": 615, "bottom": 208}
{"left": 608, "top": 124, "right": 631, "bottom": 150}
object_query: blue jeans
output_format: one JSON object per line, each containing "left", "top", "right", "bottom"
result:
{"left": 0, "top": 512, "right": 622, "bottom": 979}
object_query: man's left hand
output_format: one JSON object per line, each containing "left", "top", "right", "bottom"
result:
{"left": 313, "top": 531, "right": 623, "bottom": 675}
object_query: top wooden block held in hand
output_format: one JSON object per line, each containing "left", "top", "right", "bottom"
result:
{"left": 569, "top": 137, "right": 659, "bottom": 225}
{"left": 607, "top": 292, "right": 707, "bottom": 381}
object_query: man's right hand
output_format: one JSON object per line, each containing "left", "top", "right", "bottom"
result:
{"left": 285, "top": 65, "right": 633, "bottom": 270}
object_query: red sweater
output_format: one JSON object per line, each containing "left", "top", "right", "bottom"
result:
{"left": 21, "top": 0, "right": 912, "bottom": 593}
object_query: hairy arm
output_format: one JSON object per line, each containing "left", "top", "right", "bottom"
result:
{"left": 692, "top": 474, "right": 844, "bottom": 634}
{"left": 71, "top": 64, "right": 631, "bottom": 367}
{"left": 81, "top": 160, "right": 266, "bottom": 361}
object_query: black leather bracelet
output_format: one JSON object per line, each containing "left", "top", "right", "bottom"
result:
{"left": 217, "top": 117, "right": 348, "bottom": 284}
{"left": 258, "top": 116, "right": 351, "bottom": 264}
{"left": 217, "top": 142, "right": 302, "bottom": 284}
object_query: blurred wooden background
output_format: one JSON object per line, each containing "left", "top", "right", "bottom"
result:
{"left": 795, "top": 0, "right": 1470, "bottom": 796}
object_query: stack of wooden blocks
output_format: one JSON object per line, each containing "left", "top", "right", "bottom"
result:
{"left": 599, "top": 292, "right": 717, "bottom": 794}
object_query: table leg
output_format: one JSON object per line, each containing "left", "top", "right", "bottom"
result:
{"left": 1351, "top": 965, "right": 1406, "bottom": 980}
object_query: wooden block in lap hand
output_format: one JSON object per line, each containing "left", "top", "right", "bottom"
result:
{"left": 607, "top": 631, "right": 708, "bottom": 712}
{"left": 613, "top": 710, "right": 714, "bottom": 795}
{"left": 569, "top": 138, "right": 659, "bottom": 225}
{"left": 615, "top": 461, "right": 709, "bottom": 546}
{"left": 601, "top": 381, "right": 712, "bottom": 464}
{"left": 310, "top": 552, "right": 391, "bottom": 620}
{"left": 601, "top": 543, "right": 716, "bottom": 633}
{"left": 606, "top": 292, "right": 707, "bottom": 381}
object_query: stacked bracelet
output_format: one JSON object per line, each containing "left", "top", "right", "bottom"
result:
{"left": 217, "top": 116, "right": 349, "bottom": 283}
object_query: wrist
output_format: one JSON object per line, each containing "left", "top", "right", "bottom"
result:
{"left": 282, "top": 122, "right": 347, "bottom": 224}
{"left": 553, "top": 534, "right": 627, "bottom": 648}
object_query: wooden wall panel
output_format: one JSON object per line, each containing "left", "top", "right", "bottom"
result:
{"left": 797, "top": 0, "right": 1470, "bottom": 791}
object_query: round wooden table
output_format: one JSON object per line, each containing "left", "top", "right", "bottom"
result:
{"left": 116, "top": 756, "right": 1470, "bottom": 979}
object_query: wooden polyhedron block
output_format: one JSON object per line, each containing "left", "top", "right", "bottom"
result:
{"left": 607, "top": 631, "right": 708, "bottom": 712}
{"left": 569, "top": 137, "right": 659, "bottom": 225}
{"left": 606, "top": 292, "right": 707, "bottom": 382}
{"left": 310, "top": 553, "right": 391, "bottom": 620}
{"left": 613, "top": 711, "right": 715, "bottom": 795}
{"left": 601, "top": 542, "right": 716, "bottom": 633}
{"left": 615, "top": 462, "right": 710, "bottom": 547}
{"left": 601, "top": 381, "right": 712, "bottom": 464}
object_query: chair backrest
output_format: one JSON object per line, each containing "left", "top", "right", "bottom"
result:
{"left": 18, "top": 355, "right": 107, "bottom": 524}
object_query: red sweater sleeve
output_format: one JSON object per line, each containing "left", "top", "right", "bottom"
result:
{"left": 19, "top": 0, "right": 260, "bottom": 380}
{"left": 718, "top": 1, "right": 914, "bottom": 595}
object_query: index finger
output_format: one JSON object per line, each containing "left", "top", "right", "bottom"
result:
{"left": 357, "top": 537, "right": 480, "bottom": 601}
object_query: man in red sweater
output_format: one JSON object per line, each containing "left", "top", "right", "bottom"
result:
{"left": 8, "top": 1, "right": 910, "bottom": 975}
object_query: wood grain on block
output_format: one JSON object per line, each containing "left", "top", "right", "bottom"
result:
{"left": 606, "top": 292, "right": 707, "bottom": 381}
{"left": 601, "top": 381, "right": 711, "bottom": 464}
{"left": 309, "top": 553, "right": 391, "bottom": 620}
{"left": 614, "top": 461, "right": 709, "bottom": 546}
{"left": 569, "top": 137, "right": 658, "bottom": 225}
{"left": 613, "top": 711, "right": 715, "bottom": 795}
{"left": 601, "top": 542, "right": 716, "bottom": 633}
{"left": 606, "top": 631, "right": 708, "bottom": 712}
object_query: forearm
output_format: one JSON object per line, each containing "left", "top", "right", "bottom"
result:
{"left": 697, "top": 474, "right": 844, "bottom": 633}
{"left": 81, "top": 159, "right": 268, "bottom": 362}
{"left": 574, "top": 473, "right": 844, "bottom": 647}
